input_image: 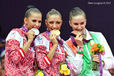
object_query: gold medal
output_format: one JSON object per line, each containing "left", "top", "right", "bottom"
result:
{"left": 51, "top": 30, "right": 60, "bottom": 36}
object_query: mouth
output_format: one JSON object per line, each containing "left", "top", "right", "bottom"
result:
{"left": 50, "top": 28, "right": 58, "bottom": 31}
{"left": 76, "top": 29, "right": 83, "bottom": 31}
{"left": 73, "top": 30, "right": 83, "bottom": 36}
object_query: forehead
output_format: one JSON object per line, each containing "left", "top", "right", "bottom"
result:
{"left": 47, "top": 15, "right": 61, "bottom": 21}
{"left": 29, "top": 12, "right": 42, "bottom": 19}
{"left": 71, "top": 15, "right": 86, "bottom": 23}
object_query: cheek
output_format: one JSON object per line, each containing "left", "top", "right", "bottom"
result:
{"left": 72, "top": 25, "right": 77, "bottom": 29}
{"left": 82, "top": 25, "right": 86, "bottom": 29}
{"left": 30, "top": 25, "right": 34, "bottom": 28}
{"left": 57, "top": 25, "right": 62, "bottom": 29}
{"left": 58, "top": 24, "right": 61, "bottom": 28}
{"left": 47, "top": 24, "right": 52, "bottom": 29}
{"left": 48, "top": 24, "right": 52, "bottom": 28}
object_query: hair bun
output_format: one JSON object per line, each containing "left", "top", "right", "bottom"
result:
{"left": 51, "top": 9, "right": 56, "bottom": 12}
{"left": 26, "top": 5, "right": 35, "bottom": 11}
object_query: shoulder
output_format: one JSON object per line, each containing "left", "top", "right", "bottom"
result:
{"left": 89, "top": 31, "right": 104, "bottom": 37}
{"left": 6, "top": 28, "right": 22, "bottom": 41}
{"left": 8, "top": 28, "right": 19, "bottom": 33}
{"left": 65, "top": 38, "right": 74, "bottom": 49}
{"left": 66, "top": 39, "right": 72, "bottom": 44}
{"left": 8, "top": 28, "right": 22, "bottom": 36}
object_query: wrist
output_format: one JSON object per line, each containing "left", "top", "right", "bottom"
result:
{"left": 28, "top": 40, "right": 33, "bottom": 43}
{"left": 53, "top": 44, "right": 58, "bottom": 47}
{"left": 28, "top": 38, "right": 33, "bottom": 41}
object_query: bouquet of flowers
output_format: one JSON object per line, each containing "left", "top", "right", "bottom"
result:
{"left": 34, "top": 70, "right": 45, "bottom": 76}
{"left": 90, "top": 43, "right": 105, "bottom": 71}
{"left": 59, "top": 62, "right": 71, "bottom": 76}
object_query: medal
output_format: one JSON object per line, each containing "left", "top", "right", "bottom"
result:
{"left": 51, "top": 30, "right": 60, "bottom": 36}
{"left": 31, "top": 28, "right": 40, "bottom": 35}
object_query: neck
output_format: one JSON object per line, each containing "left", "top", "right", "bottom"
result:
{"left": 24, "top": 24, "right": 29, "bottom": 29}
{"left": 21, "top": 25, "right": 29, "bottom": 32}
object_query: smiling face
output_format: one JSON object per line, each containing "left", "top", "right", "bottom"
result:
{"left": 45, "top": 15, "right": 62, "bottom": 31}
{"left": 69, "top": 15, "right": 86, "bottom": 33}
{"left": 24, "top": 12, "right": 42, "bottom": 30}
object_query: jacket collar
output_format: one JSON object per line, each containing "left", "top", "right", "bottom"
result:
{"left": 83, "top": 28, "right": 93, "bottom": 40}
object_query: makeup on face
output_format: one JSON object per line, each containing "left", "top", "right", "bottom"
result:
{"left": 70, "top": 15, "right": 86, "bottom": 32}
{"left": 25, "top": 12, "right": 42, "bottom": 30}
{"left": 73, "top": 22, "right": 85, "bottom": 26}
{"left": 46, "top": 15, "right": 62, "bottom": 31}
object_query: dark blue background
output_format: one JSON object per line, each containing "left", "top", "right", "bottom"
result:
{"left": 0, "top": 0, "right": 114, "bottom": 54}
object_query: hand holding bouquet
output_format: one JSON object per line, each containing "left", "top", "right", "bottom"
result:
{"left": 90, "top": 43, "right": 105, "bottom": 76}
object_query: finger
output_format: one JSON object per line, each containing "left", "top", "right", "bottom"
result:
{"left": 76, "top": 34, "right": 82, "bottom": 39}
{"left": 93, "top": 56, "right": 99, "bottom": 59}
{"left": 93, "top": 58, "right": 99, "bottom": 62}
{"left": 30, "top": 30, "right": 35, "bottom": 35}
{"left": 93, "top": 57, "right": 99, "bottom": 60}
{"left": 50, "top": 34, "right": 53, "bottom": 38}
{"left": 52, "top": 34, "right": 56, "bottom": 40}
{"left": 52, "top": 34, "right": 57, "bottom": 39}
{"left": 79, "top": 36, "right": 83, "bottom": 41}
{"left": 77, "top": 37, "right": 83, "bottom": 41}
{"left": 92, "top": 55, "right": 97, "bottom": 57}
{"left": 76, "top": 34, "right": 79, "bottom": 38}
{"left": 78, "top": 34, "right": 82, "bottom": 37}
{"left": 33, "top": 33, "right": 35, "bottom": 37}
{"left": 93, "top": 60, "right": 99, "bottom": 63}
{"left": 30, "top": 29, "right": 34, "bottom": 33}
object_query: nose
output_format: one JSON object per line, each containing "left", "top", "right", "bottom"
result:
{"left": 36, "top": 22, "right": 39, "bottom": 26}
{"left": 52, "top": 23, "right": 57, "bottom": 29}
{"left": 34, "top": 22, "right": 39, "bottom": 28}
{"left": 77, "top": 25, "right": 82, "bottom": 30}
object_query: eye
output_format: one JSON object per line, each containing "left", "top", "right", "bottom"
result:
{"left": 49, "top": 21, "right": 54, "bottom": 24}
{"left": 74, "top": 23, "right": 78, "bottom": 25}
{"left": 56, "top": 21, "right": 61, "bottom": 24}
{"left": 32, "top": 20, "right": 37, "bottom": 22}
{"left": 81, "top": 22, "right": 84, "bottom": 25}
{"left": 38, "top": 20, "right": 42, "bottom": 23}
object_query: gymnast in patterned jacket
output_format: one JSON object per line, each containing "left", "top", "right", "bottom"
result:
{"left": 5, "top": 5, "right": 42, "bottom": 76}
{"left": 34, "top": 9, "right": 65, "bottom": 76}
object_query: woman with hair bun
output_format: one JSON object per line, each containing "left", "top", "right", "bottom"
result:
{"left": 65, "top": 7, "right": 114, "bottom": 76}
{"left": 34, "top": 9, "right": 66, "bottom": 76}
{"left": 5, "top": 5, "right": 42, "bottom": 76}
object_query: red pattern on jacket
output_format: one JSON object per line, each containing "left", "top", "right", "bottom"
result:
{"left": 34, "top": 32, "right": 65, "bottom": 76}
{"left": 5, "top": 28, "right": 35, "bottom": 76}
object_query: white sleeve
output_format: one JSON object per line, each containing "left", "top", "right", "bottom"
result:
{"left": 63, "top": 41, "right": 74, "bottom": 57}
{"left": 63, "top": 42, "right": 83, "bottom": 74}
{"left": 98, "top": 32, "right": 114, "bottom": 69}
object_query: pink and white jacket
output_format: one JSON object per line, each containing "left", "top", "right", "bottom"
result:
{"left": 5, "top": 26, "right": 35, "bottom": 76}
{"left": 34, "top": 31, "right": 65, "bottom": 76}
